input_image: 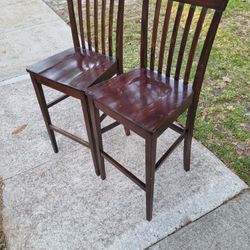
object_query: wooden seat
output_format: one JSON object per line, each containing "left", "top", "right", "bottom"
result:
{"left": 89, "top": 68, "right": 193, "bottom": 135}
{"left": 88, "top": 0, "right": 229, "bottom": 221}
{"left": 27, "top": 48, "right": 117, "bottom": 93}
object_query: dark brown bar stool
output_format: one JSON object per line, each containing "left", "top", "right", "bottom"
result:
{"left": 26, "top": 0, "right": 127, "bottom": 177}
{"left": 88, "top": 0, "right": 229, "bottom": 220}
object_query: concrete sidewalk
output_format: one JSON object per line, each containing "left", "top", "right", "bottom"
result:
{"left": 0, "top": 0, "right": 72, "bottom": 82}
{"left": 149, "top": 190, "right": 250, "bottom": 250}
{"left": 0, "top": 0, "right": 248, "bottom": 249}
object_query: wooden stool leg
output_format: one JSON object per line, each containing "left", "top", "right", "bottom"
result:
{"left": 30, "top": 74, "right": 58, "bottom": 153}
{"left": 124, "top": 127, "right": 130, "bottom": 136}
{"left": 184, "top": 105, "right": 197, "bottom": 172}
{"left": 88, "top": 98, "right": 106, "bottom": 180}
{"left": 80, "top": 94, "right": 100, "bottom": 176}
{"left": 184, "top": 127, "right": 192, "bottom": 172}
{"left": 145, "top": 136, "right": 157, "bottom": 221}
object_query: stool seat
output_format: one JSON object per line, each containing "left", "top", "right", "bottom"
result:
{"left": 27, "top": 48, "right": 117, "bottom": 92}
{"left": 89, "top": 69, "right": 193, "bottom": 134}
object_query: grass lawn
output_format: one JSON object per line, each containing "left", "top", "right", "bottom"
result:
{"left": 45, "top": 0, "right": 250, "bottom": 185}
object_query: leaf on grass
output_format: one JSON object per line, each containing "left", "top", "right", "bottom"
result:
{"left": 40, "top": 172, "right": 47, "bottom": 177}
{"left": 227, "top": 106, "right": 234, "bottom": 111}
{"left": 12, "top": 124, "right": 28, "bottom": 135}
{"left": 240, "top": 123, "right": 250, "bottom": 133}
{"left": 202, "top": 109, "right": 208, "bottom": 120}
{"left": 222, "top": 76, "right": 231, "bottom": 83}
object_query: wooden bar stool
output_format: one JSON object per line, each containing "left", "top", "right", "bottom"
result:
{"left": 26, "top": 0, "right": 127, "bottom": 177}
{"left": 88, "top": 0, "right": 229, "bottom": 220}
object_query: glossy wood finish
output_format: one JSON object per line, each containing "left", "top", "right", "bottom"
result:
{"left": 26, "top": 0, "right": 125, "bottom": 177}
{"left": 26, "top": 48, "right": 117, "bottom": 92}
{"left": 89, "top": 69, "right": 193, "bottom": 135}
{"left": 88, "top": 0, "right": 228, "bottom": 221}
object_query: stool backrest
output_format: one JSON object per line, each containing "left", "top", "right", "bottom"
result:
{"left": 67, "top": 0, "right": 125, "bottom": 73}
{"left": 140, "top": 0, "right": 228, "bottom": 95}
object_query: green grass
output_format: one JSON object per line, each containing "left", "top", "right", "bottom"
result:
{"left": 123, "top": 0, "right": 250, "bottom": 185}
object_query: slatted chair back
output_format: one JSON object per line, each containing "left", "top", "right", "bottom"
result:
{"left": 67, "top": 0, "right": 125, "bottom": 73}
{"left": 140, "top": 0, "right": 228, "bottom": 97}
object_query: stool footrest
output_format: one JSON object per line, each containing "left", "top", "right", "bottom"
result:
{"left": 101, "top": 151, "right": 146, "bottom": 191}
{"left": 47, "top": 94, "right": 69, "bottom": 108}
{"left": 49, "top": 124, "right": 89, "bottom": 148}
{"left": 155, "top": 132, "right": 186, "bottom": 171}
{"left": 101, "top": 121, "right": 120, "bottom": 134}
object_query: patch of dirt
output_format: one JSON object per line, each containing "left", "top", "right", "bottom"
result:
{"left": 0, "top": 178, "right": 6, "bottom": 250}
{"left": 223, "top": 10, "right": 250, "bottom": 41}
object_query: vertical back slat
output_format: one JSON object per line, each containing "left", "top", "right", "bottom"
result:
{"left": 77, "top": 0, "right": 86, "bottom": 49}
{"left": 102, "top": 0, "right": 107, "bottom": 54}
{"left": 86, "top": 0, "right": 92, "bottom": 50}
{"left": 150, "top": 0, "right": 162, "bottom": 71}
{"left": 166, "top": 2, "right": 184, "bottom": 76}
{"left": 175, "top": 5, "right": 196, "bottom": 80}
{"left": 67, "top": 0, "right": 80, "bottom": 48}
{"left": 193, "top": 10, "right": 223, "bottom": 93}
{"left": 141, "top": 0, "right": 149, "bottom": 69}
{"left": 184, "top": 7, "right": 207, "bottom": 83}
{"left": 116, "top": 0, "right": 125, "bottom": 73}
{"left": 94, "top": 0, "right": 99, "bottom": 52}
{"left": 158, "top": 0, "right": 173, "bottom": 74}
{"left": 109, "top": 0, "right": 115, "bottom": 56}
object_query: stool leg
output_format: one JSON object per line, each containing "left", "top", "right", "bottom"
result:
{"left": 80, "top": 94, "right": 100, "bottom": 176}
{"left": 124, "top": 127, "right": 130, "bottom": 136}
{"left": 184, "top": 105, "right": 197, "bottom": 172}
{"left": 184, "top": 128, "right": 193, "bottom": 172}
{"left": 145, "top": 136, "right": 157, "bottom": 221}
{"left": 30, "top": 74, "right": 58, "bottom": 153}
{"left": 88, "top": 98, "right": 106, "bottom": 180}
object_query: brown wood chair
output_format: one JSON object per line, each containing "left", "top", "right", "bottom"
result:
{"left": 26, "top": 0, "right": 127, "bottom": 177}
{"left": 88, "top": 0, "right": 229, "bottom": 220}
